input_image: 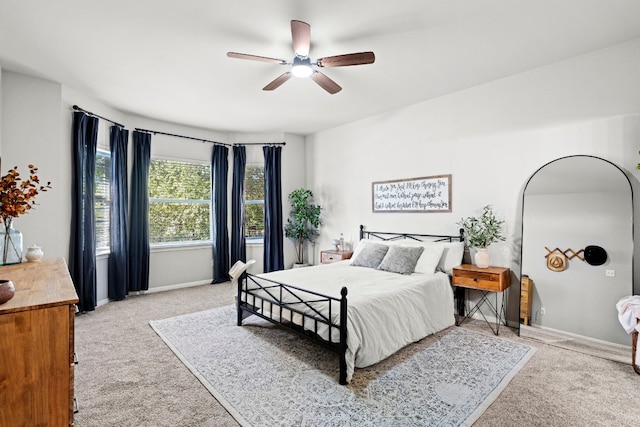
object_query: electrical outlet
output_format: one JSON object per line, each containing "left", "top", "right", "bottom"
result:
{"left": 540, "top": 307, "right": 546, "bottom": 315}
{"left": 606, "top": 269, "right": 615, "bottom": 277}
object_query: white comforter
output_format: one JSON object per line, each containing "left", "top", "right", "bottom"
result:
{"left": 244, "top": 261, "right": 455, "bottom": 382}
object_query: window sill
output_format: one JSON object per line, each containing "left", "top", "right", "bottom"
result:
{"left": 96, "top": 249, "right": 109, "bottom": 260}
{"left": 151, "top": 241, "right": 212, "bottom": 252}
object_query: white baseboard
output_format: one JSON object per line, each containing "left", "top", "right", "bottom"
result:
{"left": 96, "top": 279, "right": 213, "bottom": 308}
{"left": 144, "top": 279, "right": 213, "bottom": 294}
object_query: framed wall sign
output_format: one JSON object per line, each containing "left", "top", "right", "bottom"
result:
{"left": 372, "top": 174, "right": 452, "bottom": 212}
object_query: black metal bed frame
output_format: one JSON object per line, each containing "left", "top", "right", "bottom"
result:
{"left": 236, "top": 225, "right": 465, "bottom": 385}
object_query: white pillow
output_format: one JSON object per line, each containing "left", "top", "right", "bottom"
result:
{"left": 435, "top": 241, "right": 465, "bottom": 275}
{"left": 414, "top": 243, "right": 445, "bottom": 274}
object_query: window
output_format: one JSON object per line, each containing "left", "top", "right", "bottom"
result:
{"left": 245, "top": 164, "right": 265, "bottom": 240}
{"left": 148, "top": 159, "right": 211, "bottom": 244}
{"left": 95, "top": 150, "right": 111, "bottom": 251}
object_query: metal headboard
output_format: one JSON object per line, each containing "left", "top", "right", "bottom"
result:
{"left": 359, "top": 224, "right": 464, "bottom": 243}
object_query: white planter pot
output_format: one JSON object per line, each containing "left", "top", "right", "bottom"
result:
{"left": 474, "top": 247, "right": 491, "bottom": 268}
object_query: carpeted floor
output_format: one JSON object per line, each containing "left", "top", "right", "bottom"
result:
{"left": 74, "top": 283, "right": 640, "bottom": 426}
{"left": 150, "top": 305, "right": 535, "bottom": 426}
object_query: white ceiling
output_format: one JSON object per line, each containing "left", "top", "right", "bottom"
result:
{"left": 2, "top": 0, "right": 640, "bottom": 136}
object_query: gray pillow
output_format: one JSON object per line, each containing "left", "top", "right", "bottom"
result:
{"left": 377, "top": 245, "right": 425, "bottom": 275}
{"left": 350, "top": 242, "right": 389, "bottom": 269}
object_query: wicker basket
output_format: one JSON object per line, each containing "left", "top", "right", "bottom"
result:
{"left": 633, "top": 331, "right": 640, "bottom": 375}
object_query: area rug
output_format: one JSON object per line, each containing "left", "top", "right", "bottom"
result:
{"left": 150, "top": 305, "right": 535, "bottom": 427}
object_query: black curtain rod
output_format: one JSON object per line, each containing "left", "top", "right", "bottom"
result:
{"left": 134, "top": 128, "right": 230, "bottom": 146}
{"left": 134, "top": 128, "right": 286, "bottom": 147}
{"left": 239, "top": 142, "right": 287, "bottom": 146}
{"left": 72, "top": 105, "right": 124, "bottom": 128}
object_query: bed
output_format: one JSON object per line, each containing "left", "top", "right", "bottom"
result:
{"left": 236, "top": 225, "right": 465, "bottom": 384}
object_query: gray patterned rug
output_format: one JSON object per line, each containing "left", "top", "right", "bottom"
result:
{"left": 150, "top": 305, "right": 535, "bottom": 427}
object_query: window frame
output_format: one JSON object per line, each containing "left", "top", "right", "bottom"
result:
{"left": 148, "top": 156, "right": 212, "bottom": 248}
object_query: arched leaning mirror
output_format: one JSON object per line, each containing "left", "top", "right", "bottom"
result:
{"left": 520, "top": 155, "right": 633, "bottom": 346}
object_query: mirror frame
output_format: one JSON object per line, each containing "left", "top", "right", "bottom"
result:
{"left": 518, "top": 154, "right": 634, "bottom": 336}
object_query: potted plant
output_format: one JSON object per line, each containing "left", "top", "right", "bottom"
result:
{"left": 284, "top": 188, "right": 322, "bottom": 266}
{"left": 457, "top": 204, "right": 505, "bottom": 268}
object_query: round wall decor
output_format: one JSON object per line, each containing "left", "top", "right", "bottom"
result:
{"left": 584, "top": 245, "right": 607, "bottom": 266}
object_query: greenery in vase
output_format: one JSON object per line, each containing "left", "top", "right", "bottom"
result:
{"left": 0, "top": 165, "right": 51, "bottom": 263}
{"left": 457, "top": 204, "right": 505, "bottom": 248}
{"left": 284, "top": 188, "right": 322, "bottom": 264}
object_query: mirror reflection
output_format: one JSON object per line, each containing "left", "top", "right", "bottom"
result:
{"left": 520, "top": 155, "right": 633, "bottom": 346}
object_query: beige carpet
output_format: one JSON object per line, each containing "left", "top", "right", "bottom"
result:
{"left": 520, "top": 325, "right": 630, "bottom": 365}
{"left": 74, "top": 283, "right": 640, "bottom": 426}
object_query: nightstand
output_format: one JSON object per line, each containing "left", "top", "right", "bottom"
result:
{"left": 452, "top": 264, "right": 511, "bottom": 335}
{"left": 320, "top": 250, "right": 353, "bottom": 264}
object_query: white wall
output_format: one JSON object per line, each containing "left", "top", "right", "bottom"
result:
{"left": 306, "top": 38, "right": 640, "bottom": 341}
{"left": 1, "top": 71, "right": 67, "bottom": 264}
{"left": 1, "top": 71, "right": 307, "bottom": 306}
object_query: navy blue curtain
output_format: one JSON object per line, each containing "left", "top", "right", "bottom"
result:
{"left": 108, "top": 126, "right": 129, "bottom": 300}
{"left": 69, "top": 112, "right": 99, "bottom": 312}
{"left": 129, "top": 131, "right": 151, "bottom": 291}
{"left": 211, "top": 145, "right": 230, "bottom": 283}
{"left": 230, "top": 145, "right": 246, "bottom": 265}
{"left": 263, "top": 146, "right": 284, "bottom": 272}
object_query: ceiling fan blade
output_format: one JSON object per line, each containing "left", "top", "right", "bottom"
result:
{"left": 317, "top": 51, "right": 375, "bottom": 67}
{"left": 263, "top": 72, "right": 292, "bottom": 91}
{"left": 291, "top": 20, "right": 311, "bottom": 57}
{"left": 311, "top": 71, "right": 342, "bottom": 94}
{"left": 227, "top": 52, "right": 286, "bottom": 64}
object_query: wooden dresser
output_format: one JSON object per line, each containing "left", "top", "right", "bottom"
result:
{"left": 0, "top": 258, "right": 79, "bottom": 426}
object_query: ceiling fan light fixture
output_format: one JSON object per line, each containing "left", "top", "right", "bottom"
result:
{"left": 291, "top": 56, "right": 313, "bottom": 78}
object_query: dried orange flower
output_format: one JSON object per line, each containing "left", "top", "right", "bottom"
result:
{"left": 0, "top": 165, "right": 52, "bottom": 224}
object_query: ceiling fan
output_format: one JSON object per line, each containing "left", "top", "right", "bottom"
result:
{"left": 227, "top": 20, "right": 375, "bottom": 94}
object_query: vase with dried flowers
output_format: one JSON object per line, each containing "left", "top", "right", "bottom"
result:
{"left": 0, "top": 164, "right": 51, "bottom": 265}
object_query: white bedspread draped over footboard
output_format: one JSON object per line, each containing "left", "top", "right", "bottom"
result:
{"left": 242, "top": 261, "right": 455, "bottom": 382}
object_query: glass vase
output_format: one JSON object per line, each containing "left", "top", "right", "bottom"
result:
{"left": 0, "top": 222, "right": 23, "bottom": 265}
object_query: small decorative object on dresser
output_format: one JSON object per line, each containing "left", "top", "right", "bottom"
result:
{"left": 25, "top": 245, "right": 44, "bottom": 262}
{"left": 320, "top": 249, "right": 353, "bottom": 264}
{"left": 0, "top": 279, "right": 15, "bottom": 304}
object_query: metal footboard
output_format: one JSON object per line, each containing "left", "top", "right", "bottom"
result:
{"left": 237, "top": 273, "right": 349, "bottom": 384}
